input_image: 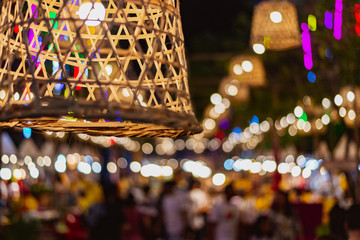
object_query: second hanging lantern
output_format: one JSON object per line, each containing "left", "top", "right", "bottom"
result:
{"left": 250, "top": 1, "right": 301, "bottom": 51}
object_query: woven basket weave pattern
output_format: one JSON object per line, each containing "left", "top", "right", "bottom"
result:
{"left": 0, "top": 0, "right": 201, "bottom": 137}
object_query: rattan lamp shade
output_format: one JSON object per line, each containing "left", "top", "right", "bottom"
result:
{"left": 229, "top": 55, "right": 265, "bottom": 87}
{"left": 218, "top": 77, "right": 249, "bottom": 103}
{"left": 0, "top": 0, "right": 202, "bottom": 137}
{"left": 250, "top": 1, "right": 301, "bottom": 50}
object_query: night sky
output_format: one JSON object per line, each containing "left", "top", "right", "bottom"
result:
{"left": 180, "top": 0, "right": 255, "bottom": 117}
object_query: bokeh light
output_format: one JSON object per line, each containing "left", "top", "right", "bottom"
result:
{"left": 253, "top": 43, "right": 265, "bottom": 54}
{"left": 212, "top": 173, "right": 226, "bottom": 186}
{"left": 130, "top": 161, "right": 141, "bottom": 173}
{"left": 210, "top": 93, "right": 222, "bottom": 105}
{"left": 270, "top": 11, "right": 282, "bottom": 23}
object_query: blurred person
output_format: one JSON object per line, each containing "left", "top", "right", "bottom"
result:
{"left": 187, "top": 179, "right": 210, "bottom": 240}
{"left": 268, "top": 190, "right": 302, "bottom": 240}
{"left": 85, "top": 184, "right": 125, "bottom": 240}
{"left": 345, "top": 204, "right": 360, "bottom": 240}
{"left": 121, "top": 193, "right": 144, "bottom": 240}
{"left": 249, "top": 215, "right": 274, "bottom": 240}
{"left": 138, "top": 185, "right": 158, "bottom": 240}
{"left": 208, "top": 184, "right": 240, "bottom": 240}
{"left": 160, "top": 181, "right": 187, "bottom": 240}
{"left": 329, "top": 191, "right": 353, "bottom": 240}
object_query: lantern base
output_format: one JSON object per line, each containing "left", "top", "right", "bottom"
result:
{"left": 0, "top": 99, "right": 202, "bottom": 137}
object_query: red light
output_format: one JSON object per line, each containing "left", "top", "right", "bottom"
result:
{"left": 14, "top": 25, "right": 19, "bottom": 34}
{"left": 355, "top": 4, "right": 360, "bottom": 36}
{"left": 215, "top": 130, "right": 225, "bottom": 140}
{"left": 74, "top": 67, "right": 82, "bottom": 90}
{"left": 356, "top": 25, "right": 360, "bottom": 36}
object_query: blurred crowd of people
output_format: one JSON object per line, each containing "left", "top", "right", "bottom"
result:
{"left": 1, "top": 174, "right": 360, "bottom": 240}
{"left": 83, "top": 179, "right": 303, "bottom": 240}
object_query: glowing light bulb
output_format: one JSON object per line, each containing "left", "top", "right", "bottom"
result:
{"left": 250, "top": 162, "right": 262, "bottom": 174}
{"left": 0, "top": 168, "right": 11, "bottom": 180}
{"left": 241, "top": 60, "right": 253, "bottom": 72}
{"left": 13, "top": 169, "right": 22, "bottom": 180}
{"left": 30, "top": 168, "right": 39, "bottom": 179}
{"left": 294, "top": 106, "right": 304, "bottom": 118}
{"left": 78, "top": 162, "right": 92, "bottom": 174}
{"left": 0, "top": 90, "right": 6, "bottom": 100}
{"left": 347, "top": 91, "right": 355, "bottom": 102}
{"left": 291, "top": 166, "right": 301, "bottom": 177}
{"left": 92, "top": 162, "right": 102, "bottom": 173}
{"left": 321, "top": 114, "right": 330, "bottom": 125}
{"left": 233, "top": 64, "right": 243, "bottom": 75}
{"left": 302, "top": 168, "right": 311, "bottom": 179}
{"left": 260, "top": 121, "right": 270, "bottom": 132}
{"left": 212, "top": 173, "right": 226, "bottom": 186}
{"left": 105, "top": 65, "right": 113, "bottom": 76}
{"left": 270, "top": 11, "right": 283, "bottom": 23}
{"left": 322, "top": 98, "right": 331, "bottom": 109}
{"left": 288, "top": 125, "right": 297, "bottom": 136}
{"left": 222, "top": 98, "right": 231, "bottom": 108}
{"left": 226, "top": 84, "right": 238, "bottom": 96}
{"left": 210, "top": 93, "right": 222, "bottom": 105}
{"left": 334, "top": 94, "right": 343, "bottom": 106}
{"left": 14, "top": 92, "right": 20, "bottom": 101}
{"left": 339, "top": 107, "right": 346, "bottom": 117}
{"left": 130, "top": 161, "right": 141, "bottom": 173}
{"left": 161, "top": 166, "right": 173, "bottom": 178}
{"left": 198, "top": 166, "right": 212, "bottom": 178}
{"left": 253, "top": 43, "right": 265, "bottom": 54}
{"left": 77, "top": 2, "right": 106, "bottom": 27}
{"left": 203, "top": 118, "right": 216, "bottom": 131}
{"left": 278, "top": 163, "right": 289, "bottom": 174}
{"left": 122, "top": 88, "right": 131, "bottom": 97}
{"left": 287, "top": 113, "right": 296, "bottom": 124}
{"left": 214, "top": 104, "right": 225, "bottom": 114}
{"left": 348, "top": 109, "right": 356, "bottom": 120}
{"left": 142, "top": 143, "right": 154, "bottom": 155}
{"left": 315, "top": 119, "right": 323, "bottom": 130}
{"left": 107, "top": 162, "right": 117, "bottom": 173}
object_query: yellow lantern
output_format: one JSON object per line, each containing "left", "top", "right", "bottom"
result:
{"left": 218, "top": 77, "right": 250, "bottom": 103}
{"left": 250, "top": 1, "right": 301, "bottom": 50}
{"left": 229, "top": 55, "right": 266, "bottom": 87}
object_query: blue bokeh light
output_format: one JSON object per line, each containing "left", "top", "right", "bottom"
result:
{"left": 224, "top": 158, "right": 235, "bottom": 170}
{"left": 23, "top": 128, "right": 32, "bottom": 139}
{"left": 249, "top": 115, "right": 259, "bottom": 124}
{"left": 307, "top": 71, "right": 316, "bottom": 83}
{"left": 232, "top": 127, "right": 242, "bottom": 134}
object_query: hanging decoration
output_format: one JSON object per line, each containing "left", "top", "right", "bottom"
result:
{"left": 218, "top": 77, "right": 250, "bottom": 103}
{"left": 0, "top": 0, "right": 201, "bottom": 137}
{"left": 333, "top": 0, "right": 343, "bottom": 39}
{"left": 250, "top": 1, "right": 301, "bottom": 50}
{"left": 338, "top": 86, "right": 360, "bottom": 128}
{"left": 229, "top": 55, "right": 266, "bottom": 86}
{"left": 301, "top": 23, "right": 313, "bottom": 70}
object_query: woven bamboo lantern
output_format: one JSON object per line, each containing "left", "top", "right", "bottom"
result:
{"left": 218, "top": 77, "right": 250, "bottom": 103}
{"left": 0, "top": 0, "right": 201, "bottom": 137}
{"left": 229, "top": 55, "right": 266, "bottom": 87}
{"left": 250, "top": 1, "right": 301, "bottom": 50}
